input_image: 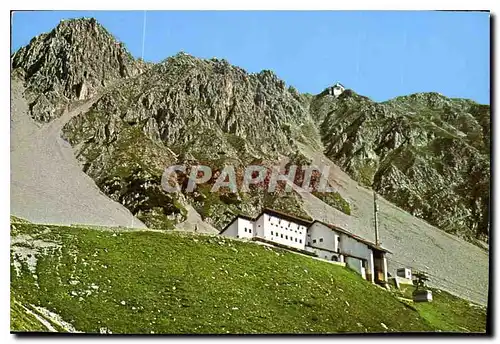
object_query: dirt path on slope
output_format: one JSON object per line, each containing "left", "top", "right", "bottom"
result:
{"left": 174, "top": 204, "right": 219, "bottom": 234}
{"left": 296, "top": 143, "right": 489, "bottom": 306}
{"left": 10, "top": 78, "right": 146, "bottom": 229}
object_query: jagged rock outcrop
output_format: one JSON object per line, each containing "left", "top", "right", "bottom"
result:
{"left": 313, "top": 90, "right": 490, "bottom": 241}
{"left": 11, "top": 18, "right": 148, "bottom": 122}
{"left": 62, "top": 52, "right": 327, "bottom": 229}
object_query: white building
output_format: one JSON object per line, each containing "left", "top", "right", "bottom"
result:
{"left": 390, "top": 267, "right": 413, "bottom": 286}
{"left": 219, "top": 209, "right": 312, "bottom": 251}
{"left": 331, "top": 82, "right": 345, "bottom": 97}
{"left": 397, "top": 267, "right": 412, "bottom": 280}
{"left": 220, "top": 209, "right": 390, "bottom": 285}
{"left": 305, "top": 221, "right": 390, "bottom": 284}
{"left": 220, "top": 214, "right": 256, "bottom": 240}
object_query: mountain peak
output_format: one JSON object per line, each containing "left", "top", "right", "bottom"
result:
{"left": 56, "top": 17, "right": 98, "bottom": 28}
{"left": 12, "top": 17, "right": 142, "bottom": 122}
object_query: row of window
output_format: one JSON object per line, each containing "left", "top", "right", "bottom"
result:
{"left": 270, "top": 231, "right": 302, "bottom": 244}
{"left": 243, "top": 227, "right": 252, "bottom": 233}
{"left": 269, "top": 216, "right": 305, "bottom": 228}
{"left": 269, "top": 223, "right": 302, "bottom": 235}
{"left": 308, "top": 240, "right": 341, "bottom": 253}
{"left": 307, "top": 236, "right": 342, "bottom": 244}
{"left": 271, "top": 221, "right": 295, "bottom": 228}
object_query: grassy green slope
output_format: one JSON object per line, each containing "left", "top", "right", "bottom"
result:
{"left": 10, "top": 222, "right": 485, "bottom": 334}
{"left": 392, "top": 284, "right": 487, "bottom": 333}
{"left": 11, "top": 296, "right": 48, "bottom": 332}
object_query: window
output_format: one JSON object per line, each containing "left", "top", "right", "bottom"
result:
{"left": 313, "top": 239, "right": 317, "bottom": 244}
{"left": 249, "top": 229, "right": 252, "bottom": 233}
{"left": 319, "top": 238, "right": 323, "bottom": 243}
{"left": 285, "top": 236, "right": 288, "bottom": 240}
{"left": 244, "top": 228, "right": 247, "bottom": 232}
{"left": 295, "top": 238, "right": 298, "bottom": 242}
{"left": 281, "top": 234, "right": 283, "bottom": 238}
{"left": 271, "top": 231, "right": 274, "bottom": 236}
{"left": 299, "top": 239, "right": 302, "bottom": 244}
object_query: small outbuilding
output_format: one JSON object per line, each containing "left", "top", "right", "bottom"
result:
{"left": 331, "top": 82, "right": 345, "bottom": 97}
{"left": 397, "top": 267, "right": 412, "bottom": 280}
{"left": 413, "top": 290, "right": 433, "bottom": 302}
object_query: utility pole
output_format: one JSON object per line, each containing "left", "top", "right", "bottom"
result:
{"left": 373, "top": 190, "right": 380, "bottom": 246}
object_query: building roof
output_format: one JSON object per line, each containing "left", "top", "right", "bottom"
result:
{"left": 219, "top": 209, "right": 390, "bottom": 254}
{"left": 313, "top": 220, "right": 392, "bottom": 254}
{"left": 258, "top": 208, "right": 313, "bottom": 227}
{"left": 219, "top": 208, "right": 313, "bottom": 234}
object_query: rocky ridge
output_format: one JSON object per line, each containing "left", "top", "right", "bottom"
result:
{"left": 313, "top": 90, "right": 490, "bottom": 241}
{"left": 11, "top": 18, "right": 148, "bottom": 122}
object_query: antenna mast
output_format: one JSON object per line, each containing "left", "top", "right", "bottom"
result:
{"left": 374, "top": 190, "right": 380, "bottom": 246}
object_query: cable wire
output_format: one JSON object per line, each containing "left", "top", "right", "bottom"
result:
{"left": 141, "top": 10, "right": 147, "bottom": 60}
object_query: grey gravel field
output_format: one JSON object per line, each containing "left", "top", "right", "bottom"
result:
{"left": 10, "top": 79, "right": 147, "bottom": 229}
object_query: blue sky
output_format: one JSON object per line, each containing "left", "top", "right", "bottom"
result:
{"left": 11, "top": 11, "right": 490, "bottom": 104}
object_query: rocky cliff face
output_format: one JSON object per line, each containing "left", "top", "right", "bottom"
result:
{"left": 11, "top": 18, "right": 147, "bottom": 122}
{"left": 313, "top": 90, "right": 490, "bottom": 240}
{"left": 61, "top": 52, "right": 331, "bottom": 229}
{"left": 11, "top": 18, "right": 490, "bottom": 242}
